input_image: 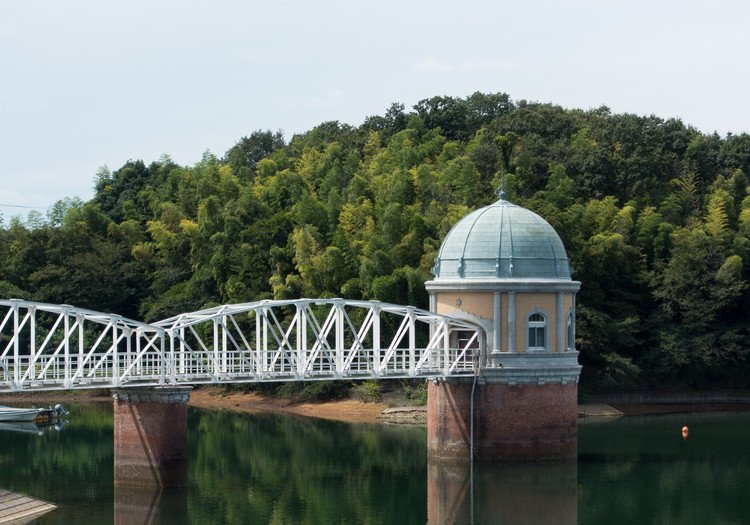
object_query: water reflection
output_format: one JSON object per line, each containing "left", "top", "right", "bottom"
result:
{"left": 0, "top": 418, "right": 67, "bottom": 436}
{"left": 427, "top": 460, "right": 577, "bottom": 525}
{"left": 0, "top": 402, "right": 114, "bottom": 524}
{"left": 114, "top": 486, "right": 187, "bottom": 525}
{"left": 186, "top": 409, "right": 429, "bottom": 524}
{"left": 578, "top": 412, "right": 750, "bottom": 525}
{"left": 1, "top": 403, "right": 749, "bottom": 524}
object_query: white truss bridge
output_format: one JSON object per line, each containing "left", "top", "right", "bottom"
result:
{"left": 0, "top": 299, "right": 484, "bottom": 392}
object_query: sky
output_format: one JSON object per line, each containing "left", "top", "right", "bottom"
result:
{"left": 2, "top": 0, "right": 749, "bottom": 221}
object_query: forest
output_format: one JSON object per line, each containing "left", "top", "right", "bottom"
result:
{"left": 1, "top": 92, "right": 749, "bottom": 392}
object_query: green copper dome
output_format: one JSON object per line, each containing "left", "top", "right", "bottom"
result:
{"left": 433, "top": 199, "right": 571, "bottom": 279}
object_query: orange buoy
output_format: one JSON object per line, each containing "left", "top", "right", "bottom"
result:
{"left": 681, "top": 425, "right": 689, "bottom": 439}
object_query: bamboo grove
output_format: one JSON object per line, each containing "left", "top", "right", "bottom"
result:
{"left": 2, "top": 92, "right": 749, "bottom": 392}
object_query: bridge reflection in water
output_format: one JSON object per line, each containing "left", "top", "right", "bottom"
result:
{"left": 111, "top": 460, "right": 577, "bottom": 525}
{"left": 0, "top": 402, "right": 578, "bottom": 523}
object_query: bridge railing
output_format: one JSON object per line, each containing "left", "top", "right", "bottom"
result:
{"left": 152, "top": 347, "right": 476, "bottom": 384}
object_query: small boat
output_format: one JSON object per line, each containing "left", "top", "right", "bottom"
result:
{"left": 0, "top": 405, "right": 46, "bottom": 422}
{"left": 0, "top": 404, "right": 68, "bottom": 422}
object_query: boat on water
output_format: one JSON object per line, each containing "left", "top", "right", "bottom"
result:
{"left": 0, "top": 404, "right": 68, "bottom": 422}
{"left": 0, "top": 406, "right": 45, "bottom": 422}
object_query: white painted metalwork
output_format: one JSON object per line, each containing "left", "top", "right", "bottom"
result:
{"left": 0, "top": 299, "right": 165, "bottom": 392}
{"left": 0, "top": 298, "right": 484, "bottom": 392}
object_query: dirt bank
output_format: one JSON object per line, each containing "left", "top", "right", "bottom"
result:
{"left": 0, "top": 387, "right": 389, "bottom": 424}
{"left": 188, "top": 387, "right": 388, "bottom": 424}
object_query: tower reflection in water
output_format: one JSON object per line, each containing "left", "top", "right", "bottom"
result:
{"left": 114, "top": 486, "right": 187, "bottom": 525}
{"left": 427, "top": 460, "right": 577, "bottom": 525}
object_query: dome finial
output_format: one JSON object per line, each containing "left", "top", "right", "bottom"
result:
{"left": 496, "top": 179, "right": 508, "bottom": 202}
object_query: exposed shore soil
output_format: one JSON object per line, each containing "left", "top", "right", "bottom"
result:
{"left": 1, "top": 388, "right": 749, "bottom": 424}
{"left": 0, "top": 387, "right": 390, "bottom": 424}
{"left": 188, "top": 387, "right": 388, "bottom": 424}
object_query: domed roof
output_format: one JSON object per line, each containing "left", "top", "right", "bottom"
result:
{"left": 433, "top": 198, "right": 571, "bottom": 280}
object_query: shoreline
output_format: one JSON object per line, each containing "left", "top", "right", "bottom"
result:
{"left": 1, "top": 388, "right": 749, "bottom": 425}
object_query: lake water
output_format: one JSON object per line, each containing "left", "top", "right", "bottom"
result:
{"left": 1, "top": 403, "right": 749, "bottom": 524}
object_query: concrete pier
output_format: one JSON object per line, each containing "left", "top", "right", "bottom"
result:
{"left": 112, "top": 387, "right": 192, "bottom": 488}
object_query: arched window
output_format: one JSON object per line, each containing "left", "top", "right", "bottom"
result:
{"left": 527, "top": 312, "right": 547, "bottom": 351}
{"left": 566, "top": 311, "right": 574, "bottom": 351}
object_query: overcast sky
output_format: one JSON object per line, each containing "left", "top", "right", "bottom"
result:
{"left": 2, "top": 0, "right": 749, "bottom": 221}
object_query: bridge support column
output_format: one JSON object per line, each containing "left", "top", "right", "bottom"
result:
{"left": 112, "top": 386, "right": 192, "bottom": 488}
{"left": 428, "top": 354, "right": 579, "bottom": 461}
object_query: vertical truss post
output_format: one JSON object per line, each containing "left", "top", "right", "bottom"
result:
{"left": 221, "top": 315, "right": 228, "bottom": 375}
{"left": 112, "top": 318, "right": 120, "bottom": 386}
{"left": 169, "top": 329, "right": 175, "bottom": 381}
{"left": 443, "top": 325, "right": 450, "bottom": 376}
{"left": 255, "top": 309, "right": 262, "bottom": 375}
{"left": 64, "top": 308, "right": 71, "bottom": 385}
{"left": 262, "top": 308, "right": 268, "bottom": 373}
{"left": 12, "top": 302, "right": 19, "bottom": 384}
{"left": 335, "top": 301, "right": 344, "bottom": 377}
{"left": 29, "top": 307, "right": 36, "bottom": 381}
{"left": 136, "top": 331, "right": 143, "bottom": 376}
{"left": 213, "top": 318, "right": 220, "bottom": 378}
{"left": 301, "top": 304, "right": 308, "bottom": 375}
{"left": 373, "top": 306, "right": 381, "bottom": 376}
{"left": 159, "top": 330, "right": 165, "bottom": 385}
{"left": 408, "top": 307, "right": 416, "bottom": 374}
{"left": 179, "top": 327, "right": 185, "bottom": 375}
{"left": 125, "top": 328, "right": 132, "bottom": 377}
{"left": 77, "top": 314, "right": 84, "bottom": 382}
{"left": 295, "top": 304, "right": 303, "bottom": 378}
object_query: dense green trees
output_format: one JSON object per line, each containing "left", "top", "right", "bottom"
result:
{"left": 2, "top": 92, "right": 749, "bottom": 391}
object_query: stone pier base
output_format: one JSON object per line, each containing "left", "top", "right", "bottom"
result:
{"left": 112, "top": 387, "right": 192, "bottom": 488}
{"left": 427, "top": 378, "right": 578, "bottom": 461}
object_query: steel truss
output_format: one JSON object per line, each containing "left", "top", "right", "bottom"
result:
{"left": 0, "top": 299, "right": 483, "bottom": 392}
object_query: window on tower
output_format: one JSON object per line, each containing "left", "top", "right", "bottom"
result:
{"left": 527, "top": 312, "right": 547, "bottom": 351}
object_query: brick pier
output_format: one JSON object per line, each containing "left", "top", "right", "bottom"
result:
{"left": 112, "top": 387, "right": 192, "bottom": 488}
{"left": 427, "top": 353, "right": 580, "bottom": 461}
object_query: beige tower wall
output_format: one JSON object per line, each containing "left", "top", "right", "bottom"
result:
{"left": 434, "top": 290, "right": 575, "bottom": 353}
{"left": 435, "top": 292, "right": 493, "bottom": 318}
